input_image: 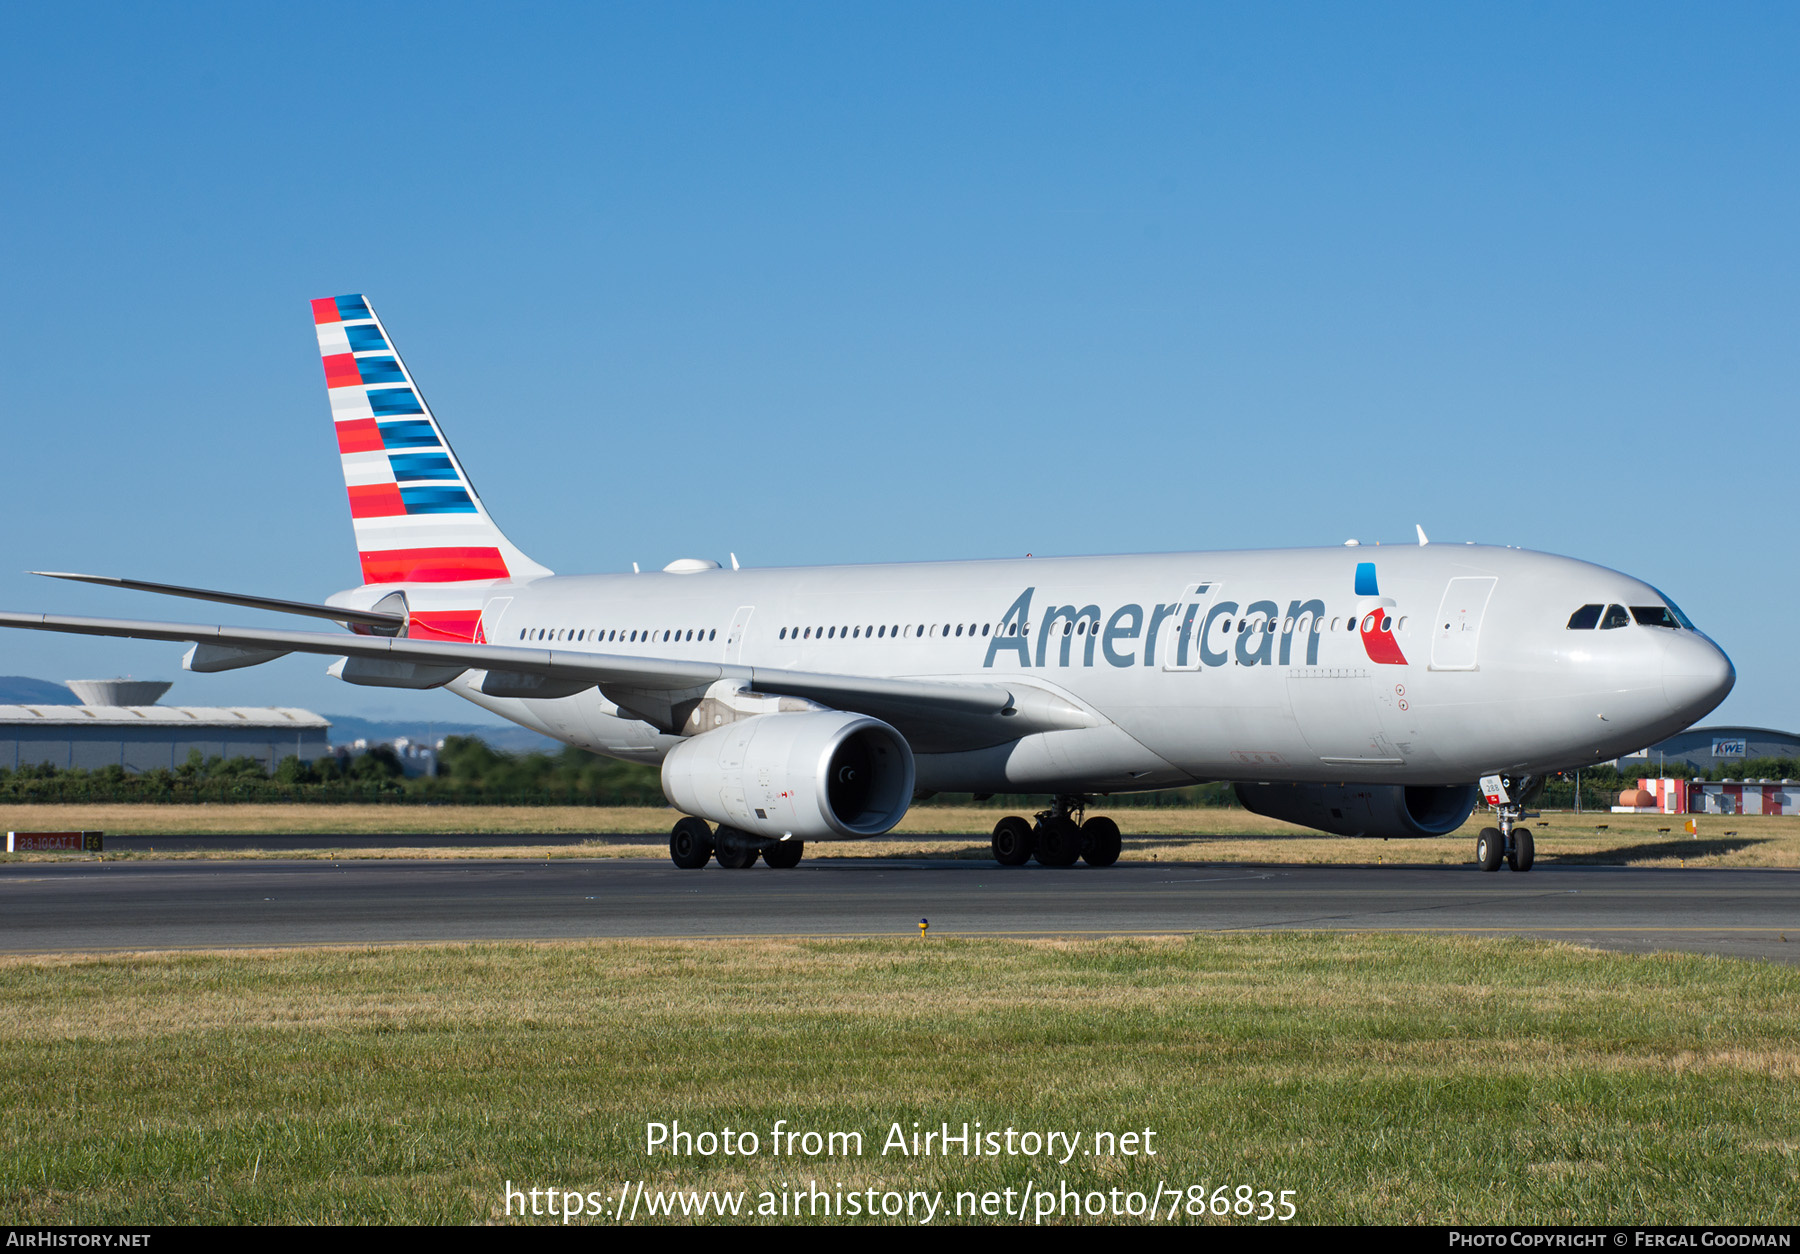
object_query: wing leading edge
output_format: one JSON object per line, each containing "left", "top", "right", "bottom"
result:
{"left": 28, "top": 571, "right": 407, "bottom": 631}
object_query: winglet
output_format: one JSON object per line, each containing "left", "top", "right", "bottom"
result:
{"left": 1416, "top": 524, "right": 1430, "bottom": 546}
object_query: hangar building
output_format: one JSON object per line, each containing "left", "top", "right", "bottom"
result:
{"left": 1619, "top": 725, "right": 1800, "bottom": 773}
{"left": 0, "top": 679, "right": 330, "bottom": 773}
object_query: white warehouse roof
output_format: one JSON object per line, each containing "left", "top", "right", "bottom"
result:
{"left": 0, "top": 705, "right": 329, "bottom": 728}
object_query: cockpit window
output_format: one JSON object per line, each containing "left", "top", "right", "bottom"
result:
{"left": 1600, "top": 604, "right": 1631, "bottom": 629}
{"left": 1567, "top": 604, "right": 1602, "bottom": 630}
{"left": 1648, "top": 587, "right": 1696, "bottom": 631}
{"left": 1631, "top": 606, "right": 1680, "bottom": 629}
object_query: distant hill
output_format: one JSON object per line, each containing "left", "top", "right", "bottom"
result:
{"left": 0, "top": 677, "right": 78, "bottom": 704}
{"left": 322, "top": 715, "right": 561, "bottom": 755}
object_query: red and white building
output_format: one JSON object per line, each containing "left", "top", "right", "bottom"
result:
{"left": 1614, "top": 777, "right": 1798, "bottom": 816}
{"left": 1691, "top": 780, "right": 1797, "bottom": 816}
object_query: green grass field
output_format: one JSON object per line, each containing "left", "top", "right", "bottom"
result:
{"left": 3, "top": 935, "right": 1797, "bottom": 1225}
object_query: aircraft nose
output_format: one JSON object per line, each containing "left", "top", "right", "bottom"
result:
{"left": 1662, "top": 633, "right": 1735, "bottom": 724}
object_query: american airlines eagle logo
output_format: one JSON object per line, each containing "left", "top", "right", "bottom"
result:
{"left": 1354, "top": 561, "right": 1407, "bottom": 666}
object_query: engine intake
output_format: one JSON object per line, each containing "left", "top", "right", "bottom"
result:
{"left": 661, "top": 711, "right": 915, "bottom": 841}
{"left": 1233, "top": 782, "right": 1479, "bottom": 839}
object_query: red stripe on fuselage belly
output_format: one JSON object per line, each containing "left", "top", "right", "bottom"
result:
{"left": 407, "top": 610, "right": 482, "bottom": 642}
{"left": 360, "top": 547, "right": 510, "bottom": 584}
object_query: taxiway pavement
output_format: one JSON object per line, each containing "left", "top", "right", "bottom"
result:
{"left": 3, "top": 856, "right": 1797, "bottom": 963}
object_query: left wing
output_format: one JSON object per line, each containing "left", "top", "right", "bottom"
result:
{"left": 0, "top": 611, "right": 1095, "bottom": 751}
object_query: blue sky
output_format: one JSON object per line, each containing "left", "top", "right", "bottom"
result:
{"left": 1, "top": 3, "right": 1794, "bottom": 730}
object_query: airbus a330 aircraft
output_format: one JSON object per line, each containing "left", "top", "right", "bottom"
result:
{"left": 1, "top": 296, "right": 1736, "bottom": 872}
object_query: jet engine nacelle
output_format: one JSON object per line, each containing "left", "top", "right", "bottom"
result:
{"left": 1233, "top": 781, "right": 1479, "bottom": 839}
{"left": 661, "top": 710, "right": 916, "bottom": 842}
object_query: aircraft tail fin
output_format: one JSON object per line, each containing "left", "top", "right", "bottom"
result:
{"left": 312, "top": 294, "right": 552, "bottom": 589}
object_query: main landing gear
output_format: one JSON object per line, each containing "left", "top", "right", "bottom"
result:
{"left": 1475, "top": 779, "right": 1538, "bottom": 873}
{"left": 669, "top": 816, "right": 804, "bottom": 869}
{"left": 990, "top": 796, "right": 1123, "bottom": 868}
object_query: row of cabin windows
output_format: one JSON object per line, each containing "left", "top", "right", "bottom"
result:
{"left": 1566, "top": 604, "right": 1682, "bottom": 631}
{"left": 779, "top": 623, "right": 992, "bottom": 641}
{"left": 775, "top": 615, "right": 1407, "bottom": 642}
{"left": 515, "top": 614, "right": 1416, "bottom": 649}
{"left": 520, "top": 627, "right": 719, "bottom": 644}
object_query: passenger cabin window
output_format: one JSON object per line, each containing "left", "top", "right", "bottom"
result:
{"left": 1567, "top": 604, "right": 1603, "bottom": 630}
{"left": 1631, "top": 606, "right": 1680, "bottom": 629}
{"left": 1601, "top": 604, "right": 1631, "bottom": 630}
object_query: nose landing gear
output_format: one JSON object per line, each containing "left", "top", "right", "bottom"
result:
{"left": 1475, "top": 773, "right": 1541, "bottom": 872}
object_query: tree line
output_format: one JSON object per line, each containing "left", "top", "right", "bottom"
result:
{"left": 0, "top": 736, "right": 666, "bottom": 805}
{"left": 1, "top": 736, "right": 1788, "bottom": 807}
{"left": 0, "top": 736, "right": 1241, "bottom": 807}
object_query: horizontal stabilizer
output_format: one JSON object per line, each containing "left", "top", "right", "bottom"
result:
{"left": 31, "top": 571, "right": 406, "bottom": 631}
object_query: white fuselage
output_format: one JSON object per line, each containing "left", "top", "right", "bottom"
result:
{"left": 377, "top": 543, "right": 1734, "bottom": 799}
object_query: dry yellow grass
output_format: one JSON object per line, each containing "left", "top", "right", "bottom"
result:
{"left": 0, "top": 801, "right": 665, "bottom": 836}
{"left": 2, "top": 804, "right": 1794, "bottom": 868}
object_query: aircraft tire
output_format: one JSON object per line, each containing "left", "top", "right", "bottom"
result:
{"left": 992, "top": 816, "right": 1035, "bottom": 866}
{"left": 1033, "top": 817, "right": 1083, "bottom": 867}
{"left": 1508, "top": 827, "right": 1535, "bottom": 873}
{"left": 670, "top": 817, "right": 714, "bottom": 869}
{"left": 763, "top": 840, "right": 804, "bottom": 869}
{"left": 1080, "top": 816, "right": 1123, "bottom": 867}
{"left": 715, "top": 827, "right": 761, "bottom": 869}
{"left": 1476, "top": 827, "right": 1504, "bottom": 872}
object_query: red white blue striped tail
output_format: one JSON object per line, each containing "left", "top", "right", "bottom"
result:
{"left": 312, "top": 295, "right": 551, "bottom": 612}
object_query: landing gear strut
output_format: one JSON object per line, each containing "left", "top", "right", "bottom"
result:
{"left": 1033, "top": 797, "right": 1084, "bottom": 867}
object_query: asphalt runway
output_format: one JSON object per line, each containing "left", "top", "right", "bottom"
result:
{"left": 3, "top": 855, "right": 1798, "bottom": 963}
